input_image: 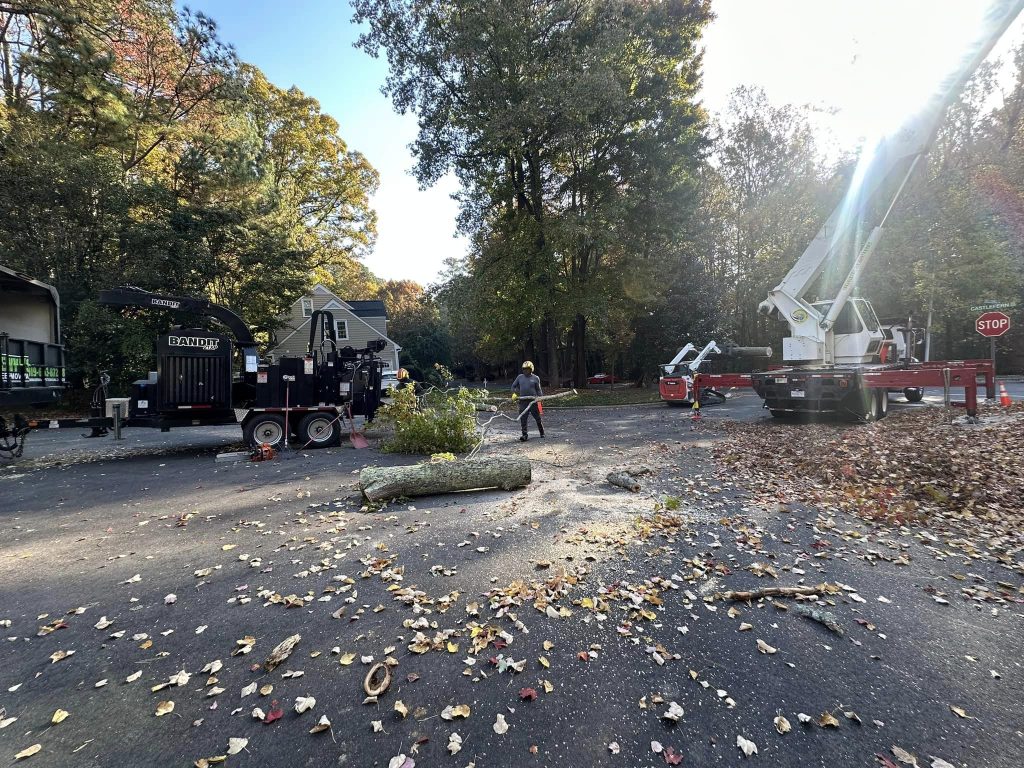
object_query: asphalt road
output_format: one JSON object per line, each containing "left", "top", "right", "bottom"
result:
{"left": 1, "top": 392, "right": 1021, "bottom": 768}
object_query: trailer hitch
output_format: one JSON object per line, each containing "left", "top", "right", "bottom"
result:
{"left": 0, "top": 414, "right": 31, "bottom": 460}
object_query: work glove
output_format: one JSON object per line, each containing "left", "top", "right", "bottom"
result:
{"left": 511, "top": 393, "right": 518, "bottom": 400}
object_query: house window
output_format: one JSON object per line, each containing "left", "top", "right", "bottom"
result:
{"left": 301, "top": 298, "right": 313, "bottom": 317}
{"left": 334, "top": 320, "right": 348, "bottom": 340}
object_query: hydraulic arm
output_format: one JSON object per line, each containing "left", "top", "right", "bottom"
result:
{"left": 758, "top": 0, "right": 1024, "bottom": 365}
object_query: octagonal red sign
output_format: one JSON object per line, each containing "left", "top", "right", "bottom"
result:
{"left": 976, "top": 311, "right": 1011, "bottom": 337}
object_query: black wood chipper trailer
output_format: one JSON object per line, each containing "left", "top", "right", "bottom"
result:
{"left": 1, "top": 287, "right": 386, "bottom": 459}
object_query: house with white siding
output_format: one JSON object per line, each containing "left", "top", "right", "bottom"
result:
{"left": 270, "top": 285, "right": 401, "bottom": 371}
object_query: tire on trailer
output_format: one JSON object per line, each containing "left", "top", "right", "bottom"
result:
{"left": 861, "top": 389, "right": 881, "bottom": 422}
{"left": 243, "top": 414, "right": 287, "bottom": 450}
{"left": 876, "top": 389, "right": 889, "bottom": 420}
{"left": 297, "top": 412, "right": 340, "bottom": 448}
{"left": 903, "top": 387, "right": 924, "bottom": 403}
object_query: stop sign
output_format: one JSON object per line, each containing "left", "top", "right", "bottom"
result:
{"left": 976, "top": 311, "right": 1011, "bottom": 337}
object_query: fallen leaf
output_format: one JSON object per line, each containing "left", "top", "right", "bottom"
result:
{"left": 339, "top": 653, "right": 356, "bottom": 666}
{"left": 608, "top": 742, "right": 620, "bottom": 755}
{"left": 774, "top": 715, "right": 791, "bottom": 734}
{"left": 929, "top": 758, "right": 955, "bottom": 768}
{"left": 949, "top": 706, "right": 971, "bottom": 719}
{"left": 387, "top": 756, "right": 414, "bottom": 768}
{"left": 125, "top": 670, "right": 142, "bottom": 683}
{"left": 519, "top": 688, "right": 538, "bottom": 701}
{"left": 226, "top": 737, "right": 248, "bottom": 755}
{"left": 309, "top": 715, "right": 331, "bottom": 734}
{"left": 664, "top": 746, "right": 684, "bottom": 765}
{"left": 51, "top": 709, "right": 70, "bottom": 724}
{"left": 264, "top": 704, "right": 284, "bottom": 724}
{"left": 294, "top": 696, "right": 316, "bottom": 714}
{"left": 892, "top": 746, "right": 919, "bottom": 766}
{"left": 736, "top": 735, "right": 758, "bottom": 757}
{"left": 241, "top": 683, "right": 257, "bottom": 698}
{"left": 394, "top": 700, "right": 408, "bottom": 718}
{"left": 259, "top": 684, "right": 273, "bottom": 696}
{"left": 49, "top": 649, "right": 74, "bottom": 664}
{"left": 264, "top": 634, "right": 301, "bottom": 672}
{"left": 756, "top": 639, "right": 777, "bottom": 655}
{"left": 662, "top": 701, "right": 684, "bottom": 722}
{"left": 441, "top": 704, "right": 471, "bottom": 720}
{"left": 164, "top": 593, "right": 176, "bottom": 604}
{"left": 0, "top": 717, "right": 18, "bottom": 729}
{"left": 651, "top": 741, "right": 663, "bottom": 754}
{"left": 819, "top": 711, "right": 840, "bottom": 728}
{"left": 155, "top": 701, "right": 175, "bottom": 717}
{"left": 14, "top": 744, "right": 41, "bottom": 760}
{"left": 493, "top": 713, "right": 509, "bottom": 734}
{"left": 448, "top": 732, "right": 463, "bottom": 755}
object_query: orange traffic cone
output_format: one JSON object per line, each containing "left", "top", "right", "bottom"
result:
{"left": 998, "top": 381, "right": 1012, "bottom": 407}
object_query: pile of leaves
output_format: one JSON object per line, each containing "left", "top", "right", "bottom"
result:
{"left": 715, "top": 405, "right": 1024, "bottom": 570}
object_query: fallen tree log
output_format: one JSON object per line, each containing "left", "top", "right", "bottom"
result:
{"left": 360, "top": 457, "right": 531, "bottom": 501}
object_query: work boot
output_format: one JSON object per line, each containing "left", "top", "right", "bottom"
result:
{"left": 539, "top": 430, "right": 545, "bottom": 438}
{"left": 520, "top": 434, "right": 528, "bottom": 442}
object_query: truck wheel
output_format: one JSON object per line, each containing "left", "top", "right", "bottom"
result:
{"left": 904, "top": 387, "right": 924, "bottom": 403}
{"left": 243, "top": 414, "right": 286, "bottom": 450}
{"left": 298, "top": 412, "right": 340, "bottom": 448}
{"left": 876, "top": 389, "right": 889, "bottom": 420}
{"left": 861, "top": 390, "right": 882, "bottom": 422}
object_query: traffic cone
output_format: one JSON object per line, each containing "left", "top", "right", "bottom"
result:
{"left": 998, "top": 381, "right": 1012, "bottom": 407}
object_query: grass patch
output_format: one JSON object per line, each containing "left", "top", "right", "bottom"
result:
{"left": 542, "top": 386, "right": 661, "bottom": 408}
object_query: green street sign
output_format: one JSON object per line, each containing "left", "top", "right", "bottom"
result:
{"left": 970, "top": 300, "right": 1017, "bottom": 312}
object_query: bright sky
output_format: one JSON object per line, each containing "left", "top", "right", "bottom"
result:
{"left": 183, "top": 1, "right": 1024, "bottom": 287}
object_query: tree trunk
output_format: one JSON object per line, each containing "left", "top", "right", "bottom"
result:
{"left": 543, "top": 314, "right": 559, "bottom": 386}
{"left": 359, "top": 458, "right": 531, "bottom": 502}
{"left": 572, "top": 313, "right": 587, "bottom": 388}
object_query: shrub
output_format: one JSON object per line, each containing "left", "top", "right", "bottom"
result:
{"left": 374, "top": 384, "right": 484, "bottom": 454}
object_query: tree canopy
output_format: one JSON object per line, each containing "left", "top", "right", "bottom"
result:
{"left": 0, "top": 0, "right": 379, "bottom": 389}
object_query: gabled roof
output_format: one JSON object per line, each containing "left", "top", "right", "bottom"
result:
{"left": 303, "top": 286, "right": 387, "bottom": 318}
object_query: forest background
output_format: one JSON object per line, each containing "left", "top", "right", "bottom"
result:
{"left": 2, "top": 0, "right": 1022, "bottom": 392}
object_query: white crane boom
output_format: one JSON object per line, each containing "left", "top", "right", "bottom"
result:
{"left": 758, "top": 0, "right": 1024, "bottom": 366}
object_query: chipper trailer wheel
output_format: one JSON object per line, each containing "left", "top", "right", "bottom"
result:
{"left": 298, "top": 412, "right": 341, "bottom": 448}
{"left": 904, "top": 387, "right": 924, "bottom": 403}
{"left": 243, "top": 414, "right": 287, "bottom": 450}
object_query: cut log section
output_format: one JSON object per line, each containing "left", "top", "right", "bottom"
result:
{"left": 360, "top": 457, "right": 531, "bottom": 502}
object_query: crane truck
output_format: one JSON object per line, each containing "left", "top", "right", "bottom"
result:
{"left": 698, "top": 0, "right": 1017, "bottom": 421}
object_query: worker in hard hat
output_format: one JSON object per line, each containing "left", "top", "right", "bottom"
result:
{"left": 395, "top": 367, "right": 422, "bottom": 395}
{"left": 511, "top": 360, "right": 544, "bottom": 441}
